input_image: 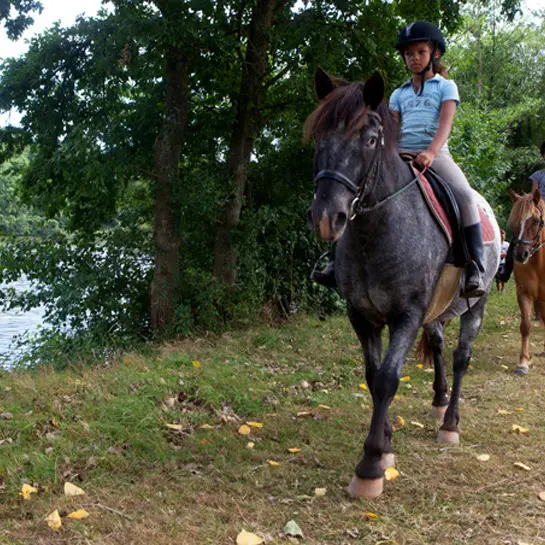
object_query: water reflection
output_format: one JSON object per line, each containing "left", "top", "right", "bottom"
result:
{"left": 0, "top": 277, "right": 44, "bottom": 368}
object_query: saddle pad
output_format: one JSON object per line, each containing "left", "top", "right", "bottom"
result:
{"left": 418, "top": 174, "right": 496, "bottom": 246}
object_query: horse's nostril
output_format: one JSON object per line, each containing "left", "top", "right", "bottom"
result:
{"left": 333, "top": 212, "right": 347, "bottom": 232}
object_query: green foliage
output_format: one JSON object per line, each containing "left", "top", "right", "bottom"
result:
{"left": 0, "top": 0, "right": 538, "bottom": 365}
{"left": 0, "top": 213, "right": 153, "bottom": 369}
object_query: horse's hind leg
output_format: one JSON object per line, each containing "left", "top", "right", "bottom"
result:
{"left": 515, "top": 293, "right": 533, "bottom": 375}
{"left": 438, "top": 294, "right": 488, "bottom": 445}
{"left": 423, "top": 322, "right": 449, "bottom": 421}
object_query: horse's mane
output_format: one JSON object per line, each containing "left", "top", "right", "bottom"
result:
{"left": 303, "top": 82, "right": 398, "bottom": 152}
{"left": 509, "top": 193, "right": 543, "bottom": 227}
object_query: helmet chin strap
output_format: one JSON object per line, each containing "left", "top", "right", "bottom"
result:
{"left": 418, "top": 43, "right": 437, "bottom": 96}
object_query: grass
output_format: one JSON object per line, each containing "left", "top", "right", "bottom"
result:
{"left": 1, "top": 282, "right": 545, "bottom": 544}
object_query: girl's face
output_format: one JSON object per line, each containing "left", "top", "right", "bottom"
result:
{"left": 403, "top": 41, "right": 435, "bottom": 74}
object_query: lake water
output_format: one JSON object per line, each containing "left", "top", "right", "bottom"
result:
{"left": 0, "top": 278, "right": 44, "bottom": 368}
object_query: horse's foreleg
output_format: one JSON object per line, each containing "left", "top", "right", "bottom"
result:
{"left": 424, "top": 322, "right": 448, "bottom": 421}
{"left": 347, "top": 306, "right": 393, "bottom": 467}
{"left": 438, "top": 294, "right": 487, "bottom": 444}
{"left": 348, "top": 313, "right": 421, "bottom": 499}
{"left": 515, "top": 293, "right": 533, "bottom": 375}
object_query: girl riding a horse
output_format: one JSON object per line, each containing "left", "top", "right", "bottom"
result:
{"left": 313, "top": 21, "right": 485, "bottom": 298}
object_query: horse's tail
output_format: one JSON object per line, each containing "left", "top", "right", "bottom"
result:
{"left": 415, "top": 321, "right": 451, "bottom": 367}
{"left": 415, "top": 330, "right": 434, "bottom": 367}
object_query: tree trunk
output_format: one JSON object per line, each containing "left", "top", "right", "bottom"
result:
{"left": 213, "top": 0, "right": 286, "bottom": 286}
{"left": 150, "top": 45, "right": 189, "bottom": 331}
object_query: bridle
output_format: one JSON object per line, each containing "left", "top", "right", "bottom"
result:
{"left": 313, "top": 112, "right": 424, "bottom": 220}
{"left": 512, "top": 204, "right": 545, "bottom": 258}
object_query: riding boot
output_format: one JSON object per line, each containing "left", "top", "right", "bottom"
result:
{"left": 496, "top": 241, "right": 514, "bottom": 283}
{"left": 311, "top": 244, "right": 337, "bottom": 288}
{"left": 461, "top": 223, "right": 485, "bottom": 298}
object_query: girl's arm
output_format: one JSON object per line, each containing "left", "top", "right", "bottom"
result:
{"left": 415, "top": 100, "right": 457, "bottom": 168}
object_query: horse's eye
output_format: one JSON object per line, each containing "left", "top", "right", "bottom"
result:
{"left": 367, "top": 137, "right": 377, "bottom": 147}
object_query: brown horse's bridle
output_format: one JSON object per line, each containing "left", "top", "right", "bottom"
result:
{"left": 512, "top": 205, "right": 545, "bottom": 258}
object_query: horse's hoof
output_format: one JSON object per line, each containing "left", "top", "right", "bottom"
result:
{"left": 347, "top": 476, "right": 384, "bottom": 499}
{"left": 380, "top": 453, "right": 396, "bottom": 471}
{"left": 436, "top": 429, "right": 460, "bottom": 445}
{"left": 514, "top": 364, "right": 529, "bottom": 376}
{"left": 430, "top": 405, "right": 448, "bottom": 421}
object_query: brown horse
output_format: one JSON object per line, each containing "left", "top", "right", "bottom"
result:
{"left": 509, "top": 188, "right": 545, "bottom": 375}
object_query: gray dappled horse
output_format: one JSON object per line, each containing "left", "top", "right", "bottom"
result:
{"left": 306, "top": 70, "right": 500, "bottom": 499}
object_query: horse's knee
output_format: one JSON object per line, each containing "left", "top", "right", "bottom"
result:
{"left": 453, "top": 346, "right": 471, "bottom": 372}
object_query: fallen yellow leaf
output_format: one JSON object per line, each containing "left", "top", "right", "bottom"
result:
{"left": 191, "top": 360, "right": 201, "bottom": 368}
{"left": 359, "top": 383, "right": 368, "bottom": 391}
{"left": 296, "top": 411, "right": 313, "bottom": 418}
{"left": 287, "top": 448, "right": 301, "bottom": 454}
{"left": 476, "top": 454, "right": 490, "bottom": 462}
{"left": 384, "top": 467, "right": 400, "bottom": 481}
{"left": 515, "top": 407, "right": 524, "bottom": 412}
{"left": 266, "top": 413, "right": 278, "bottom": 417}
{"left": 246, "top": 422, "right": 263, "bottom": 428}
{"left": 497, "top": 409, "right": 511, "bottom": 415}
{"left": 64, "top": 482, "right": 85, "bottom": 496}
{"left": 19, "top": 483, "right": 38, "bottom": 500}
{"left": 514, "top": 462, "right": 531, "bottom": 471}
{"left": 394, "top": 395, "right": 401, "bottom": 401}
{"left": 396, "top": 416, "right": 406, "bottom": 427}
{"left": 538, "top": 491, "right": 545, "bottom": 502}
{"left": 314, "top": 487, "right": 327, "bottom": 497}
{"left": 400, "top": 376, "right": 411, "bottom": 382}
{"left": 317, "top": 404, "right": 331, "bottom": 410}
{"left": 416, "top": 364, "right": 424, "bottom": 369}
{"left": 51, "top": 418, "right": 60, "bottom": 429}
{"left": 512, "top": 424, "right": 529, "bottom": 434}
{"left": 365, "top": 512, "right": 380, "bottom": 520}
{"left": 199, "top": 424, "right": 214, "bottom": 430}
{"left": 165, "top": 423, "right": 184, "bottom": 431}
{"left": 45, "top": 509, "right": 62, "bottom": 531}
{"left": 411, "top": 421, "right": 424, "bottom": 428}
{"left": 236, "top": 529, "right": 263, "bottom": 545}
{"left": 267, "top": 460, "right": 280, "bottom": 466}
{"left": 246, "top": 442, "right": 255, "bottom": 449}
{"left": 67, "top": 509, "right": 89, "bottom": 520}
{"left": 238, "top": 425, "right": 251, "bottom": 436}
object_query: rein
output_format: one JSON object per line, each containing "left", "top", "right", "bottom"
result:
{"left": 512, "top": 205, "right": 545, "bottom": 258}
{"left": 313, "top": 113, "right": 425, "bottom": 220}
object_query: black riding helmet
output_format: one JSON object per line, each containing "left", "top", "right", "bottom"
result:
{"left": 395, "top": 21, "right": 446, "bottom": 95}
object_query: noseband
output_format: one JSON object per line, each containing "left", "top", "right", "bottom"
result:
{"left": 512, "top": 205, "right": 545, "bottom": 258}
{"left": 313, "top": 112, "right": 423, "bottom": 219}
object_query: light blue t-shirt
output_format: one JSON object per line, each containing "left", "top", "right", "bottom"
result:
{"left": 389, "top": 74, "right": 460, "bottom": 153}
{"left": 529, "top": 170, "right": 545, "bottom": 195}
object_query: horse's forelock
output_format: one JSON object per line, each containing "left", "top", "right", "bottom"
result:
{"left": 509, "top": 193, "right": 541, "bottom": 228}
{"left": 303, "top": 82, "right": 398, "bottom": 151}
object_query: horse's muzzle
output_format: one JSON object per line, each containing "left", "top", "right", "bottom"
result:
{"left": 309, "top": 206, "right": 347, "bottom": 242}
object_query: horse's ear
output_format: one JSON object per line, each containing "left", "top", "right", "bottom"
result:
{"left": 509, "top": 189, "right": 521, "bottom": 202}
{"left": 315, "top": 67, "right": 347, "bottom": 100}
{"left": 533, "top": 187, "right": 542, "bottom": 205}
{"left": 363, "top": 72, "right": 385, "bottom": 110}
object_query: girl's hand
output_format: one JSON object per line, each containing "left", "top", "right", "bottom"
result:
{"left": 415, "top": 150, "right": 436, "bottom": 168}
